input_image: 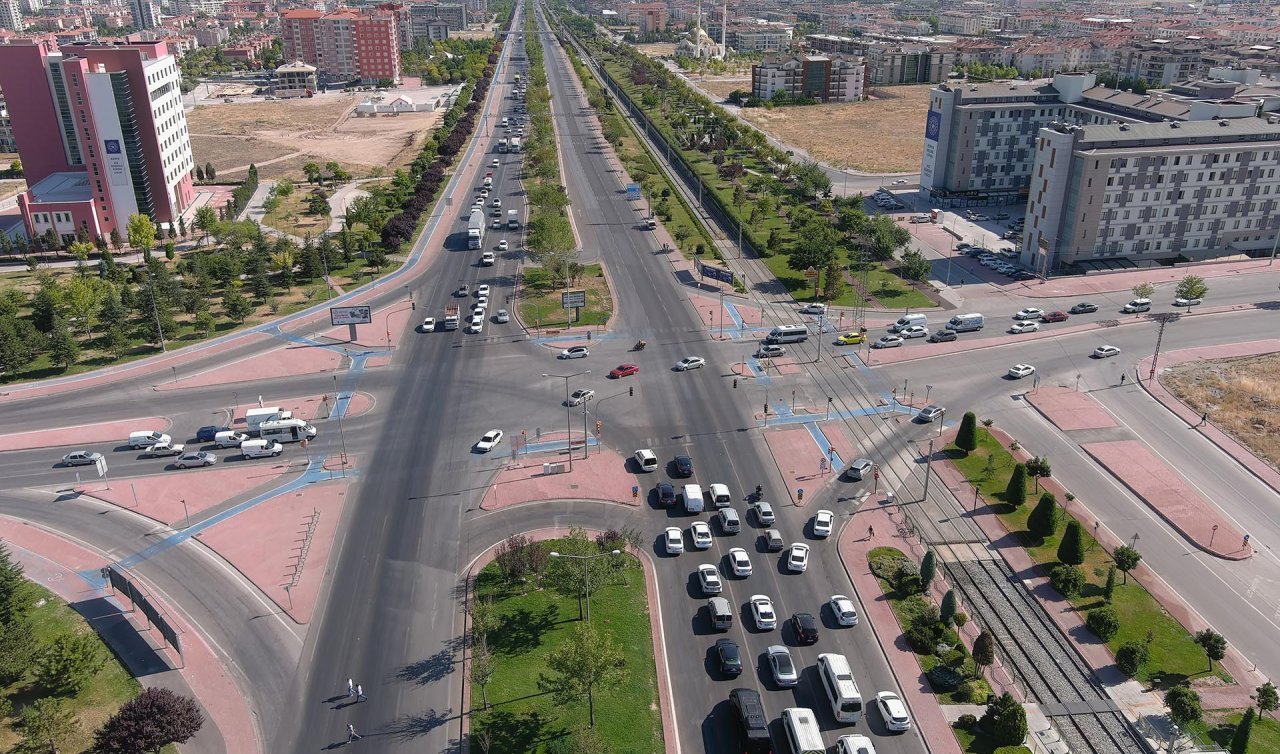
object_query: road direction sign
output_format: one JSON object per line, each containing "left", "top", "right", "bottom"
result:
{"left": 95, "top": 456, "right": 108, "bottom": 478}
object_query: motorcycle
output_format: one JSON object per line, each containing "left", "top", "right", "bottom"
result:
{"left": 633, "top": 340, "right": 647, "bottom": 351}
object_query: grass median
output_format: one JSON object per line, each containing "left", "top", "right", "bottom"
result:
{"left": 518, "top": 263, "right": 613, "bottom": 329}
{"left": 947, "top": 427, "right": 1230, "bottom": 685}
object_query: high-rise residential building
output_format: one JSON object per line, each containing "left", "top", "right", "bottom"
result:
{"left": 620, "top": 2, "right": 666, "bottom": 33}
{"left": 0, "top": 0, "right": 24, "bottom": 31}
{"left": 282, "top": 8, "right": 401, "bottom": 85}
{"left": 0, "top": 90, "right": 16, "bottom": 154}
{"left": 805, "top": 34, "right": 956, "bottom": 85}
{"left": 408, "top": 2, "right": 467, "bottom": 33}
{"left": 0, "top": 40, "right": 195, "bottom": 243}
{"left": 1022, "top": 118, "right": 1280, "bottom": 272}
{"left": 751, "top": 53, "right": 865, "bottom": 103}
{"left": 129, "top": 0, "right": 160, "bottom": 30}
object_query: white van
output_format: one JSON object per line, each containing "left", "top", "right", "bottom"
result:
{"left": 946, "top": 313, "right": 985, "bottom": 332}
{"left": 214, "top": 430, "right": 249, "bottom": 448}
{"left": 708, "top": 483, "right": 732, "bottom": 508}
{"left": 817, "top": 653, "right": 864, "bottom": 723}
{"left": 128, "top": 430, "right": 171, "bottom": 449}
{"left": 781, "top": 708, "right": 825, "bottom": 754}
{"left": 890, "top": 313, "right": 928, "bottom": 332}
{"left": 683, "top": 484, "right": 705, "bottom": 513}
{"left": 718, "top": 507, "right": 741, "bottom": 534}
{"left": 634, "top": 449, "right": 659, "bottom": 472}
{"left": 258, "top": 419, "right": 317, "bottom": 444}
{"left": 766, "top": 324, "right": 809, "bottom": 344}
{"left": 1122, "top": 298, "right": 1151, "bottom": 313}
{"left": 240, "top": 439, "right": 283, "bottom": 458}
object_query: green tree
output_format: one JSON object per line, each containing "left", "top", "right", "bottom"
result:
{"left": 49, "top": 319, "right": 80, "bottom": 370}
{"left": 787, "top": 218, "right": 840, "bottom": 274}
{"left": 193, "top": 310, "right": 216, "bottom": 338}
{"left": 222, "top": 285, "right": 253, "bottom": 323}
{"left": 1005, "top": 463, "right": 1028, "bottom": 506}
{"left": 98, "top": 290, "right": 127, "bottom": 332}
{"left": 1116, "top": 639, "right": 1150, "bottom": 677}
{"left": 897, "top": 248, "right": 931, "bottom": 283}
{"left": 249, "top": 268, "right": 271, "bottom": 300}
{"left": 91, "top": 686, "right": 204, "bottom": 754}
{"left": 822, "top": 256, "right": 846, "bottom": 301}
{"left": 1131, "top": 281, "right": 1155, "bottom": 300}
{"left": 1175, "top": 274, "right": 1208, "bottom": 302}
{"left": 1103, "top": 565, "right": 1117, "bottom": 602}
{"left": 1231, "top": 706, "right": 1256, "bottom": 754}
{"left": 19, "top": 696, "right": 80, "bottom": 754}
{"left": 1058, "top": 521, "right": 1086, "bottom": 566}
{"left": 956, "top": 411, "right": 978, "bottom": 453}
{"left": 1165, "top": 685, "right": 1202, "bottom": 729}
{"left": 1086, "top": 606, "right": 1120, "bottom": 641}
{"left": 973, "top": 630, "right": 995, "bottom": 671}
{"left": 0, "top": 542, "right": 32, "bottom": 626}
{"left": 470, "top": 637, "right": 496, "bottom": 710}
{"left": 126, "top": 214, "right": 157, "bottom": 253}
{"left": 194, "top": 206, "right": 218, "bottom": 245}
{"left": 1025, "top": 456, "right": 1051, "bottom": 491}
{"left": 544, "top": 529, "right": 619, "bottom": 620}
{"left": 306, "top": 194, "right": 329, "bottom": 216}
{"left": 1257, "top": 681, "right": 1278, "bottom": 717}
{"left": 63, "top": 276, "right": 104, "bottom": 336}
{"left": 275, "top": 179, "right": 294, "bottom": 198}
{"left": 0, "top": 619, "right": 35, "bottom": 685}
{"left": 109, "top": 228, "right": 123, "bottom": 251}
{"left": 35, "top": 633, "right": 106, "bottom": 696}
{"left": 1027, "top": 492, "right": 1057, "bottom": 541}
{"left": 31, "top": 280, "right": 62, "bottom": 334}
{"left": 537, "top": 621, "right": 625, "bottom": 727}
{"left": 979, "top": 692, "right": 1027, "bottom": 747}
{"left": 103, "top": 326, "right": 131, "bottom": 360}
{"left": 940, "top": 589, "right": 957, "bottom": 625}
{"left": 1049, "top": 563, "right": 1085, "bottom": 597}
{"left": 1113, "top": 545, "right": 1142, "bottom": 584}
{"left": 304, "top": 162, "right": 323, "bottom": 184}
{"left": 919, "top": 550, "right": 936, "bottom": 593}
{"left": 195, "top": 165, "right": 205, "bottom": 182}
{"left": 1194, "top": 629, "right": 1227, "bottom": 672}
{"left": 204, "top": 162, "right": 216, "bottom": 181}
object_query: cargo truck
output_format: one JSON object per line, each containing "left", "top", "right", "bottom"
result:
{"left": 443, "top": 305, "right": 460, "bottom": 330}
{"left": 246, "top": 407, "right": 293, "bottom": 433}
{"left": 510, "top": 137, "right": 521, "bottom": 152}
{"left": 507, "top": 209, "right": 519, "bottom": 229}
{"left": 467, "top": 208, "right": 485, "bottom": 249}
{"left": 499, "top": 138, "right": 509, "bottom": 153}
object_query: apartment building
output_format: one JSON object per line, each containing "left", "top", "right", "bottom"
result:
{"left": 938, "top": 11, "right": 1003, "bottom": 36}
{"left": 864, "top": 43, "right": 955, "bottom": 85}
{"left": 1114, "top": 38, "right": 1206, "bottom": 86}
{"left": 274, "top": 60, "right": 317, "bottom": 97}
{"left": 0, "top": 0, "right": 23, "bottom": 31}
{"left": 709, "top": 23, "right": 791, "bottom": 53}
{"left": 0, "top": 90, "right": 15, "bottom": 153}
{"left": 194, "top": 25, "right": 228, "bottom": 46}
{"left": 0, "top": 40, "right": 195, "bottom": 242}
{"left": 408, "top": 2, "right": 467, "bottom": 32}
{"left": 621, "top": 2, "right": 667, "bottom": 33}
{"left": 282, "top": 8, "right": 401, "bottom": 85}
{"left": 129, "top": 0, "right": 160, "bottom": 30}
{"left": 1023, "top": 118, "right": 1280, "bottom": 271}
{"left": 751, "top": 53, "right": 865, "bottom": 102}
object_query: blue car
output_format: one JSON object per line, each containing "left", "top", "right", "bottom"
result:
{"left": 195, "top": 425, "right": 230, "bottom": 443}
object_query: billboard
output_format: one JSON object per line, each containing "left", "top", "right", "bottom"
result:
{"left": 330, "top": 306, "right": 372, "bottom": 325}
{"left": 699, "top": 262, "right": 734, "bottom": 285}
{"left": 561, "top": 290, "right": 587, "bottom": 309}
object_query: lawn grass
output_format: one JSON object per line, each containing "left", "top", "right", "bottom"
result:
{"left": 952, "top": 726, "right": 1033, "bottom": 754}
{"left": 0, "top": 583, "right": 146, "bottom": 754}
{"left": 470, "top": 553, "right": 662, "bottom": 753}
{"left": 1204, "top": 711, "right": 1280, "bottom": 753}
{"left": 519, "top": 263, "right": 613, "bottom": 329}
{"left": 261, "top": 189, "right": 331, "bottom": 239}
{"left": 946, "top": 428, "right": 1231, "bottom": 685}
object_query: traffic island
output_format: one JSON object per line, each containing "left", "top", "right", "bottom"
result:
{"left": 74, "top": 462, "right": 296, "bottom": 527}
{"left": 480, "top": 443, "right": 638, "bottom": 510}
{"left": 517, "top": 264, "right": 614, "bottom": 332}
{"left": 760, "top": 423, "right": 865, "bottom": 507}
{"left": 158, "top": 342, "right": 346, "bottom": 391}
{"left": 0, "top": 415, "right": 171, "bottom": 452}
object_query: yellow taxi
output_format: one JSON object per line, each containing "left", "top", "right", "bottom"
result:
{"left": 836, "top": 331, "right": 865, "bottom": 345}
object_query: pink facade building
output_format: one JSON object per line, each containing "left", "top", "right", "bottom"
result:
{"left": 0, "top": 40, "right": 194, "bottom": 243}
{"left": 282, "top": 8, "right": 401, "bottom": 85}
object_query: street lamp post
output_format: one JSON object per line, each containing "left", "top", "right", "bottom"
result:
{"left": 544, "top": 370, "right": 590, "bottom": 470}
{"left": 332, "top": 374, "right": 349, "bottom": 478}
{"left": 549, "top": 549, "right": 622, "bottom": 622}
{"left": 922, "top": 439, "right": 935, "bottom": 502}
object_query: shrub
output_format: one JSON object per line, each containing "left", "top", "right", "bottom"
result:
{"left": 919, "top": 550, "right": 936, "bottom": 592}
{"left": 1049, "top": 564, "right": 1085, "bottom": 597}
{"left": 892, "top": 560, "right": 922, "bottom": 596}
{"left": 1116, "top": 640, "right": 1150, "bottom": 677}
{"left": 955, "top": 680, "right": 984, "bottom": 703}
{"left": 940, "top": 589, "right": 958, "bottom": 625}
{"left": 953, "top": 611, "right": 968, "bottom": 628}
{"left": 980, "top": 691, "right": 1028, "bottom": 746}
{"left": 927, "top": 664, "right": 965, "bottom": 692}
{"left": 1087, "top": 606, "right": 1121, "bottom": 641}
{"left": 1005, "top": 463, "right": 1028, "bottom": 506}
{"left": 1057, "top": 521, "right": 1086, "bottom": 566}
{"left": 955, "top": 713, "right": 978, "bottom": 730}
{"left": 956, "top": 411, "right": 978, "bottom": 453}
{"left": 1027, "top": 492, "right": 1058, "bottom": 540}
{"left": 868, "top": 553, "right": 905, "bottom": 581}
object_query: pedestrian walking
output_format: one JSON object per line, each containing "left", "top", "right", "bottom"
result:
{"left": 1197, "top": 411, "right": 1208, "bottom": 427}
{"left": 1120, "top": 373, "right": 1127, "bottom": 385}
{"left": 867, "top": 525, "right": 875, "bottom": 539}
{"left": 347, "top": 724, "right": 361, "bottom": 742}
{"left": 356, "top": 684, "right": 366, "bottom": 702}
{"left": 346, "top": 678, "right": 354, "bottom": 697}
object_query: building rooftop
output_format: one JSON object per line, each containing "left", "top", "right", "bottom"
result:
{"left": 276, "top": 60, "right": 316, "bottom": 73}
{"left": 1067, "top": 116, "right": 1280, "bottom": 146}
{"left": 26, "top": 172, "right": 92, "bottom": 204}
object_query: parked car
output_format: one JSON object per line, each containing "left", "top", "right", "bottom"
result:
{"left": 1174, "top": 297, "right": 1202, "bottom": 307}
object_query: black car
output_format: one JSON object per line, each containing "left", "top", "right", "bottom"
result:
{"left": 1069, "top": 302, "right": 1099, "bottom": 314}
{"left": 657, "top": 481, "right": 676, "bottom": 507}
{"left": 674, "top": 455, "right": 694, "bottom": 477}
{"left": 715, "top": 638, "right": 743, "bottom": 676}
{"left": 196, "top": 425, "right": 230, "bottom": 443}
{"left": 729, "top": 688, "right": 771, "bottom": 754}
{"left": 790, "top": 612, "right": 819, "bottom": 644}
{"left": 928, "top": 329, "right": 957, "bottom": 343}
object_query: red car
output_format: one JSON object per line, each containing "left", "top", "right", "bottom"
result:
{"left": 1041, "top": 311, "right": 1069, "bottom": 323}
{"left": 609, "top": 363, "right": 640, "bottom": 378}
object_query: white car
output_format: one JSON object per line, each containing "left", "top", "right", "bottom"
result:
{"left": 664, "top": 526, "right": 684, "bottom": 554}
{"left": 767, "top": 645, "right": 799, "bottom": 687}
{"left": 873, "top": 335, "right": 904, "bottom": 349}
{"left": 697, "top": 564, "right": 723, "bottom": 595}
{"left": 835, "top": 734, "right": 877, "bottom": 754}
{"left": 829, "top": 594, "right": 860, "bottom": 626}
{"left": 475, "top": 429, "right": 504, "bottom": 452}
{"left": 492, "top": 198, "right": 502, "bottom": 208}
{"left": 800, "top": 303, "right": 827, "bottom": 315}
{"left": 474, "top": 196, "right": 484, "bottom": 206}
{"left": 755, "top": 501, "right": 775, "bottom": 525}
{"left": 749, "top": 594, "right": 777, "bottom": 630}
{"left": 491, "top": 158, "right": 500, "bottom": 167}
{"left": 899, "top": 325, "right": 929, "bottom": 339}
{"left": 468, "top": 319, "right": 484, "bottom": 334}
{"left": 755, "top": 344, "right": 786, "bottom": 358}
{"left": 691, "top": 521, "right": 713, "bottom": 549}
{"left": 1093, "top": 344, "right": 1121, "bottom": 358}
{"left": 476, "top": 284, "right": 490, "bottom": 298}
{"left": 174, "top": 451, "right": 216, "bottom": 469}
{"left": 1008, "top": 363, "right": 1036, "bottom": 379}
{"left": 787, "top": 543, "right": 810, "bottom": 573}
{"left": 476, "top": 295, "right": 489, "bottom": 309}
{"left": 875, "top": 691, "right": 912, "bottom": 732}
{"left": 1009, "top": 321, "right": 1040, "bottom": 334}
{"left": 812, "top": 509, "right": 834, "bottom": 538}
{"left": 1013, "top": 307, "right": 1044, "bottom": 320}
{"left": 675, "top": 356, "right": 706, "bottom": 371}
{"left": 495, "top": 309, "right": 510, "bottom": 324}
{"left": 567, "top": 388, "right": 595, "bottom": 406}
{"left": 559, "top": 346, "right": 590, "bottom": 359}
{"left": 727, "top": 547, "right": 752, "bottom": 577}
{"left": 420, "top": 317, "right": 436, "bottom": 331}
{"left": 498, "top": 239, "right": 508, "bottom": 251}
{"left": 1174, "top": 297, "right": 1201, "bottom": 306}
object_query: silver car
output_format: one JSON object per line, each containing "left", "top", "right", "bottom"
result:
{"left": 61, "top": 450, "right": 103, "bottom": 467}
{"left": 174, "top": 451, "right": 217, "bottom": 469}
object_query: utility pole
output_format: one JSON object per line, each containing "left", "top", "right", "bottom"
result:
{"left": 1147, "top": 313, "right": 1179, "bottom": 381}
{"left": 921, "top": 438, "right": 935, "bottom": 502}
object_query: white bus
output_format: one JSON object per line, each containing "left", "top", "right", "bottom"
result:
{"left": 781, "top": 708, "right": 825, "bottom": 754}
{"left": 817, "top": 653, "right": 864, "bottom": 723}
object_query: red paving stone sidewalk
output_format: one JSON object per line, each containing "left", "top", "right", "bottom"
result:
{"left": 1025, "top": 387, "right": 1252, "bottom": 560}
{"left": 0, "top": 416, "right": 170, "bottom": 452}
{"left": 1138, "top": 340, "right": 1280, "bottom": 495}
{"left": 310, "top": 303, "right": 417, "bottom": 349}
{"left": 75, "top": 462, "right": 295, "bottom": 526}
{"left": 1008, "top": 258, "right": 1276, "bottom": 299}
{"left": 480, "top": 444, "right": 639, "bottom": 510}
{"left": 0, "top": 516, "right": 260, "bottom": 754}
{"left": 225, "top": 393, "right": 374, "bottom": 426}
{"left": 196, "top": 479, "right": 350, "bottom": 624}
{"left": 159, "top": 343, "right": 345, "bottom": 391}
{"left": 761, "top": 424, "right": 857, "bottom": 507}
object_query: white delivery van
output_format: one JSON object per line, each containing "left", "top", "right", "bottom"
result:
{"left": 634, "top": 449, "right": 659, "bottom": 472}
{"left": 765, "top": 324, "right": 809, "bottom": 344}
{"left": 214, "top": 430, "right": 250, "bottom": 448}
{"left": 246, "top": 407, "right": 293, "bottom": 433}
{"left": 708, "top": 483, "right": 732, "bottom": 508}
{"left": 258, "top": 419, "right": 317, "bottom": 444}
{"left": 128, "top": 430, "right": 171, "bottom": 448}
{"left": 781, "top": 708, "right": 825, "bottom": 754}
{"left": 817, "top": 653, "right": 864, "bottom": 723}
{"left": 890, "top": 313, "right": 928, "bottom": 332}
{"left": 683, "top": 484, "right": 705, "bottom": 514}
{"left": 1122, "top": 298, "right": 1152, "bottom": 313}
{"left": 946, "top": 313, "right": 985, "bottom": 332}
{"left": 240, "top": 439, "right": 284, "bottom": 458}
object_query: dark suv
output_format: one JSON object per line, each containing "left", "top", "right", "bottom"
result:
{"left": 716, "top": 638, "right": 743, "bottom": 677}
{"left": 729, "top": 688, "right": 772, "bottom": 754}
{"left": 674, "top": 455, "right": 694, "bottom": 478}
{"left": 790, "top": 612, "right": 819, "bottom": 644}
{"left": 657, "top": 482, "right": 676, "bottom": 508}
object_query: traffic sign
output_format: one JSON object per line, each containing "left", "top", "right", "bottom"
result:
{"left": 804, "top": 266, "right": 819, "bottom": 280}
{"left": 95, "top": 456, "right": 108, "bottom": 478}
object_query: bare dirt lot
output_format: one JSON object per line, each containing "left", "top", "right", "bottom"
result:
{"left": 698, "top": 75, "right": 751, "bottom": 100}
{"left": 0, "top": 180, "right": 26, "bottom": 202}
{"left": 1163, "top": 353, "right": 1280, "bottom": 471}
{"left": 735, "top": 84, "right": 933, "bottom": 174}
{"left": 635, "top": 43, "right": 677, "bottom": 58}
{"left": 187, "top": 95, "right": 442, "bottom": 181}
